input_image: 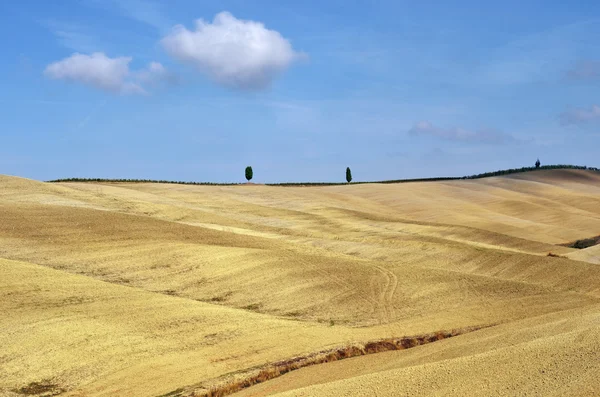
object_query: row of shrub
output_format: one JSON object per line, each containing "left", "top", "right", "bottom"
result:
{"left": 48, "top": 178, "right": 240, "bottom": 186}
{"left": 48, "top": 164, "right": 599, "bottom": 186}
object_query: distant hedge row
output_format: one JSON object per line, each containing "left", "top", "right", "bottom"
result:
{"left": 48, "top": 178, "right": 241, "bottom": 186}
{"left": 48, "top": 164, "right": 599, "bottom": 186}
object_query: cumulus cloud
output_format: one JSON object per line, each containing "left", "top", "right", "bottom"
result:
{"left": 559, "top": 104, "right": 600, "bottom": 125}
{"left": 566, "top": 60, "right": 600, "bottom": 80}
{"left": 44, "top": 53, "right": 169, "bottom": 94}
{"left": 161, "top": 11, "right": 303, "bottom": 90}
{"left": 45, "top": 52, "right": 133, "bottom": 92}
{"left": 133, "top": 61, "right": 178, "bottom": 86}
{"left": 409, "top": 121, "right": 515, "bottom": 144}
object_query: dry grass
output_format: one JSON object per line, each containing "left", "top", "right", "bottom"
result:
{"left": 1, "top": 169, "right": 600, "bottom": 396}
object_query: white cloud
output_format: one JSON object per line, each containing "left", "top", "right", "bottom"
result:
{"left": 44, "top": 53, "right": 168, "bottom": 95}
{"left": 161, "top": 11, "right": 304, "bottom": 90}
{"left": 44, "top": 53, "right": 134, "bottom": 93}
{"left": 409, "top": 121, "right": 516, "bottom": 144}
{"left": 559, "top": 105, "right": 600, "bottom": 125}
{"left": 134, "top": 61, "right": 172, "bottom": 85}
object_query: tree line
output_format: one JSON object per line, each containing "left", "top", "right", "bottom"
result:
{"left": 49, "top": 161, "right": 599, "bottom": 186}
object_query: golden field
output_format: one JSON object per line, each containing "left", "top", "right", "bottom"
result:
{"left": 1, "top": 169, "right": 600, "bottom": 396}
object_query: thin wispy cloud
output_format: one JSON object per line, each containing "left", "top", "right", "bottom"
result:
{"left": 84, "top": 0, "right": 172, "bottom": 32}
{"left": 566, "top": 60, "right": 600, "bottom": 80}
{"left": 409, "top": 121, "right": 516, "bottom": 144}
{"left": 559, "top": 104, "right": 600, "bottom": 125}
{"left": 478, "top": 19, "right": 600, "bottom": 85}
{"left": 0, "top": 99, "right": 84, "bottom": 105}
{"left": 42, "top": 20, "right": 100, "bottom": 53}
{"left": 77, "top": 99, "right": 107, "bottom": 129}
{"left": 161, "top": 12, "right": 305, "bottom": 90}
{"left": 44, "top": 52, "right": 168, "bottom": 95}
{"left": 114, "top": 0, "right": 171, "bottom": 31}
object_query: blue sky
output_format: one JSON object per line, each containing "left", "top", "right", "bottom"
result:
{"left": 1, "top": 0, "right": 600, "bottom": 182}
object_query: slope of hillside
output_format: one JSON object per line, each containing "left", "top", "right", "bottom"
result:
{"left": 0, "top": 258, "right": 361, "bottom": 396}
{"left": 236, "top": 303, "right": 600, "bottom": 397}
{"left": 1, "top": 170, "right": 599, "bottom": 396}
{"left": 567, "top": 244, "right": 600, "bottom": 264}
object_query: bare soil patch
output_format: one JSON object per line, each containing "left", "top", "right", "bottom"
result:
{"left": 14, "top": 381, "right": 65, "bottom": 396}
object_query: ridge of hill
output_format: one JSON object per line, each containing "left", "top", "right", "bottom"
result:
{"left": 46, "top": 164, "right": 599, "bottom": 186}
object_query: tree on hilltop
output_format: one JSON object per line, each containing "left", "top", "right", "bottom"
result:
{"left": 346, "top": 167, "right": 352, "bottom": 183}
{"left": 535, "top": 159, "right": 541, "bottom": 168}
{"left": 245, "top": 166, "right": 253, "bottom": 182}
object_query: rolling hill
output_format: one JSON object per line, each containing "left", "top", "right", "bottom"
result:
{"left": 1, "top": 169, "right": 599, "bottom": 396}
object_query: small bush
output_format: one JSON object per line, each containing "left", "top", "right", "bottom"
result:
{"left": 243, "top": 303, "right": 261, "bottom": 311}
{"left": 572, "top": 238, "right": 597, "bottom": 249}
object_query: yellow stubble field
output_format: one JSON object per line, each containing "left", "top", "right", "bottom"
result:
{"left": 1, "top": 169, "right": 600, "bottom": 396}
